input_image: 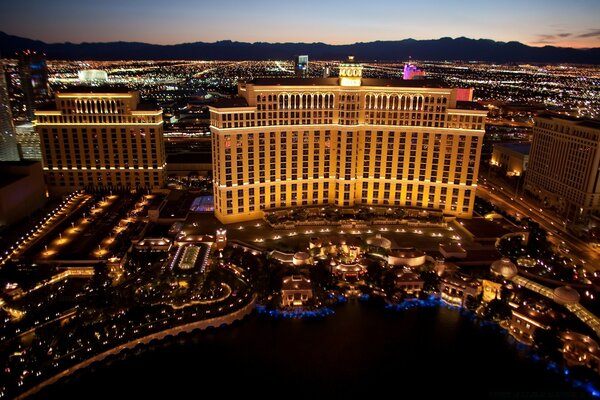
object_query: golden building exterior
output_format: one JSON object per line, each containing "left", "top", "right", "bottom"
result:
{"left": 210, "top": 61, "right": 487, "bottom": 224}
{"left": 35, "top": 87, "right": 165, "bottom": 195}
{"left": 525, "top": 113, "right": 600, "bottom": 224}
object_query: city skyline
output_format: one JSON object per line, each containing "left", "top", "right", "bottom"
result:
{"left": 2, "top": 0, "right": 600, "bottom": 49}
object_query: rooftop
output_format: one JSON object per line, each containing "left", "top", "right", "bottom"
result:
{"left": 55, "top": 85, "right": 132, "bottom": 94}
{"left": 0, "top": 174, "right": 26, "bottom": 189}
{"left": 246, "top": 77, "right": 444, "bottom": 88}
{"left": 537, "top": 112, "right": 600, "bottom": 129}
{"left": 455, "top": 101, "right": 487, "bottom": 111}
{"left": 282, "top": 275, "right": 312, "bottom": 291}
{"left": 457, "top": 217, "right": 513, "bottom": 240}
{"left": 0, "top": 160, "right": 39, "bottom": 167}
{"left": 211, "top": 97, "right": 249, "bottom": 108}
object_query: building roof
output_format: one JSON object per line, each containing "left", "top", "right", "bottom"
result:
{"left": 441, "top": 273, "right": 480, "bottom": 289}
{"left": 513, "top": 300, "right": 560, "bottom": 328}
{"left": 366, "top": 234, "right": 392, "bottom": 249}
{"left": 0, "top": 175, "right": 26, "bottom": 189}
{"left": 457, "top": 217, "right": 513, "bottom": 240}
{"left": 553, "top": 286, "right": 580, "bottom": 305}
{"left": 389, "top": 248, "right": 425, "bottom": 259}
{"left": 455, "top": 101, "right": 487, "bottom": 111}
{"left": 0, "top": 160, "right": 39, "bottom": 167}
{"left": 282, "top": 275, "right": 312, "bottom": 291}
{"left": 495, "top": 142, "right": 531, "bottom": 155}
{"left": 211, "top": 97, "right": 249, "bottom": 108}
{"left": 56, "top": 85, "right": 132, "bottom": 94}
{"left": 490, "top": 258, "right": 518, "bottom": 279}
{"left": 247, "top": 77, "right": 444, "bottom": 88}
{"left": 395, "top": 271, "right": 423, "bottom": 282}
{"left": 537, "top": 112, "right": 600, "bottom": 129}
{"left": 35, "top": 102, "right": 58, "bottom": 111}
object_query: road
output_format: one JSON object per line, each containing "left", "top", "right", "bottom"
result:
{"left": 477, "top": 180, "right": 600, "bottom": 271}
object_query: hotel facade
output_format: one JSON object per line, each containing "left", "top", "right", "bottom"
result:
{"left": 525, "top": 113, "right": 600, "bottom": 224}
{"left": 35, "top": 87, "right": 166, "bottom": 195}
{"left": 210, "top": 61, "right": 487, "bottom": 224}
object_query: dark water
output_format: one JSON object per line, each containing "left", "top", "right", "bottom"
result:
{"left": 35, "top": 302, "right": 587, "bottom": 399}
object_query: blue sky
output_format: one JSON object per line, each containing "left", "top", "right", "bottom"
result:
{"left": 2, "top": 0, "right": 599, "bottom": 47}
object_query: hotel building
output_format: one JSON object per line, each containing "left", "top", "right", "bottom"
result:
{"left": 210, "top": 59, "right": 487, "bottom": 224}
{"left": 524, "top": 113, "right": 600, "bottom": 224}
{"left": 35, "top": 87, "right": 166, "bottom": 195}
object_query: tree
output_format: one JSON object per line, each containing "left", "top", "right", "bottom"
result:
{"left": 420, "top": 270, "right": 440, "bottom": 293}
{"left": 464, "top": 294, "right": 481, "bottom": 312}
{"left": 310, "top": 261, "right": 333, "bottom": 289}
{"left": 381, "top": 270, "right": 396, "bottom": 296}
{"left": 526, "top": 220, "right": 550, "bottom": 258}
{"left": 366, "top": 260, "right": 384, "bottom": 285}
{"left": 533, "top": 328, "right": 563, "bottom": 364}
{"left": 485, "top": 299, "right": 512, "bottom": 321}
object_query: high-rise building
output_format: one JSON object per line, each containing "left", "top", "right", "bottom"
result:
{"left": 35, "top": 86, "right": 166, "bottom": 195}
{"left": 0, "top": 161, "right": 45, "bottom": 227}
{"left": 18, "top": 51, "right": 51, "bottom": 121}
{"left": 294, "top": 55, "right": 308, "bottom": 78}
{"left": 524, "top": 113, "right": 600, "bottom": 224}
{"left": 15, "top": 122, "right": 42, "bottom": 161}
{"left": 210, "top": 59, "right": 487, "bottom": 224}
{"left": 0, "top": 64, "right": 20, "bottom": 161}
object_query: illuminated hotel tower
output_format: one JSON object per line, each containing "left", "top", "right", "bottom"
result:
{"left": 0, "top": 64, "right": 20, "bottom": 161}
{"left": 525, "top": 113, "right": 600, "bottom": 224}
{"left": 210, "top": 58, "right": 487, "bottom": 224}
{"left": 35, "top": 86, "right": 166, "bottom": 195}
{"left": 18, "top": 51, "right": 51, "bottom": 121}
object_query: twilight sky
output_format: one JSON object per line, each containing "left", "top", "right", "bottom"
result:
{"left": 2, "top": 0, "right": 600, "bottom": 48}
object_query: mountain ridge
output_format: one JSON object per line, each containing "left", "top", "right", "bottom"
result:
{"left": 1, "top": 32, "right": 599, "bottom": 63}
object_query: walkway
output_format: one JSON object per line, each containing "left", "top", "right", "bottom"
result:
{"left": 512, "top": 275, "right": 600, "bottom": 337}
{"left": 15, "top": 295, "right": 256, "bottom": 400}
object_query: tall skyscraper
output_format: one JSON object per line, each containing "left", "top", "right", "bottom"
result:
{"left": 294, "top": 55, "right": 308, "bottom": 78}
{"left": 35, "top": 86, "right": 166, "bottom": 195}
{"left": 524, "top": 113, "right": 600, "bottom": 225}
{"left": 18, "top": 51, "right": 51, "bottom": 121}
{"left": 210, "top": 59, "right": 487, "bottom": 224}
{"left": 15, "top": 122, "right": 41, "bottom": 160}
{"left": 0, "top": 64, "right": 20, "bottom": 161}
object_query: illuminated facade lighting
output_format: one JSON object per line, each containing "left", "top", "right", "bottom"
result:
{"left": 524, "top": 113, "right": 600, "bottom": 224}
{"left": 35, "top": 86, "right": 166, "bottom": 195}
{"left": 210, "top": 59, "right": 487, "bottom": 224}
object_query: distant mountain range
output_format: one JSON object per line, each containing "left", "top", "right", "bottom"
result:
{"left": 1, "top": 32, "right": 599, "bottom": 63}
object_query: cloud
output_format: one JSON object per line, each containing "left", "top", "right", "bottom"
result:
{"left": 575, "top": 29, "right": 600, "bottom": 38}
{"left": 537, "top": 34, "right": 557, "bottom": 40}
{"left": 532, "top": 28, "right": 600, "bottom": 46}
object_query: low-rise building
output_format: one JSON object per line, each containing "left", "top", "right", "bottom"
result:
{"left": 0, "top": 161, "right": 45, "bottom": 227}
{"left": 482, "top": 279, "right": 503, "bottom": 303}
{"left": 560, "top": 331, "right": 600, "bottom": 370}
{"left": 490, "top": 143, "right": 530, "bottom": 177}
{"left": 439, "top": 242, "right": 467, "bottom": 259}
{"left": 508, "top": 300, "right": 560, "bottom": 345}
{"left": 439, "top": 273, "right": 481, "bottom": 306}
{"left": 387, "top": 248, "right": 426, "bottom": 268}
{"left": 394, "top": 271, "right": 424, "bottom": 295}
{"left": 281, "top": 275, "right": 313, "bottom": 307}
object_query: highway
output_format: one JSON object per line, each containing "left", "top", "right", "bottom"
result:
{"left": 477, "top": 179, "right": 600, "bottom": 271}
